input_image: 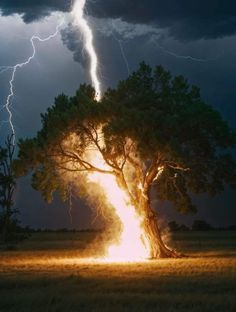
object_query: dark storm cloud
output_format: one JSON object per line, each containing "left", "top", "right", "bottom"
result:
{"left": 1, "top": 1, "right": 236, "bottom": 40}
{"left": 0, "top": 0, "right": 70, "bottom": 23}
{"left": 89, "top": 0, "right": 236, "bottom": 40}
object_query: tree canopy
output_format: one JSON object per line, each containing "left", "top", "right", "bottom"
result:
{"left": 14, "top": 63, "right": 236, "bottom": 214}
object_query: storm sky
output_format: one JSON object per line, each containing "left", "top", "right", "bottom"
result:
{"left": 0, "top": 0, "right": 235, "bottom": 229}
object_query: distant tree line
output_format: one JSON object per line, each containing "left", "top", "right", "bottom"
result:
{"left": 168, "top": 220, "right": 236, "bottom": 232}
{"left": 5, "top": 222, "right": 236, "bottom": 234}
{"left": 14, "top": 227, "right": 103, "bottom": 234}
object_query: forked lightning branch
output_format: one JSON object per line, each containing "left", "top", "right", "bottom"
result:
{"left": 1, "top": 0, "right": 101, "bottom": 143}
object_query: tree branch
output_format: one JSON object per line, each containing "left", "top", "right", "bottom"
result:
{"left": 165, "top": 161, "right": 191, "bottom": 172}
{"left": 83, "top": 124, "right": 122, "bottom": 171}
{"left": 144, "top": 157, "right": 161, "bottom": 191}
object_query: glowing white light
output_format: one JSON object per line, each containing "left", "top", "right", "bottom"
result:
{"left": 87, "top": 149, "right": 151, "bottom": 261}
{"left": 72, "top": 0, "right": 101, "bottom": 101}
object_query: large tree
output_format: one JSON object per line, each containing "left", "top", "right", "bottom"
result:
{"left": 14, "top": 63, "right": 236, "bottom": 258}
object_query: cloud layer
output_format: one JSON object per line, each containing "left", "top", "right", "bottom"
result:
{"left": 0, "top": 0, "right": 236, "bottom": 40}
{"left": 0, "top": 0, "right": 70, "bottom": 23}
{"left": 89, "top": 0, "right": 236, "bottom": 40}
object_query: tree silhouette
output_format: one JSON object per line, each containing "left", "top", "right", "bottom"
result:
{"left": 0, "top": 135, "right": 16, "bottom": 243}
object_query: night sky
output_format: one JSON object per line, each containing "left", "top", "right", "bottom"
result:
{"left": 0, "top": 0, "right": 235, "bottom": 229}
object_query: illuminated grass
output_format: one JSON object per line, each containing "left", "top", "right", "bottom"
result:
{"left": 0, "top": 231, "right": 235, "bottom": 312}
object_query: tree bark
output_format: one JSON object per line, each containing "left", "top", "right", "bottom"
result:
{"left": 115, "top": 165, "right": 181, "bottom": 258}
{"left": 139, "top": 194, "right": 180, "bottom": 258}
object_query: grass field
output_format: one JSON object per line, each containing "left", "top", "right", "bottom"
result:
{"left": 0, "top": 231, "right": 236, "bottom": 312}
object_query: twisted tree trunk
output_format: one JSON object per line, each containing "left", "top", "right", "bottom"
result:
{"left": 116, "top": 165, "right": 181, "bottom": 258}
{"left": 139, "top": 194, "right": 180, "bottom": 258}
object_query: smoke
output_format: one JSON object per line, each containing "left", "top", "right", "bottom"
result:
{"left": 61, "top": 24, "right": 89, "bottom": 68}
{"left": 53, "top": 133, "right": 123, "bottom": 257}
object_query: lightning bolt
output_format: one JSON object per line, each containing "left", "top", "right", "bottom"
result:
{"left": 1, "top": 20, "right": 64, "bottom": 144}
{"left": 108, "top": 21, "right": 219, "bottom": 78}
{"left": 111, "top": 28, "right": 130, "bottom": 75}
{"left": 153, "top": 41, "right": 220, "bottom": 63}
{"left": 72, "top": 0, "right": 102, "bottom": 101}
{"left": 110, "top": 20, "right": 130, "bottom": 76}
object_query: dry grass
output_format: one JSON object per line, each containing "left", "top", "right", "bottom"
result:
{"left": 0, "top": 231, "right": 236, "bottom": 312}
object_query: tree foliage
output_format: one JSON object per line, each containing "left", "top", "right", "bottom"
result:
{"left": 14, "top": 63, "right": 236, "bottom": 214}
